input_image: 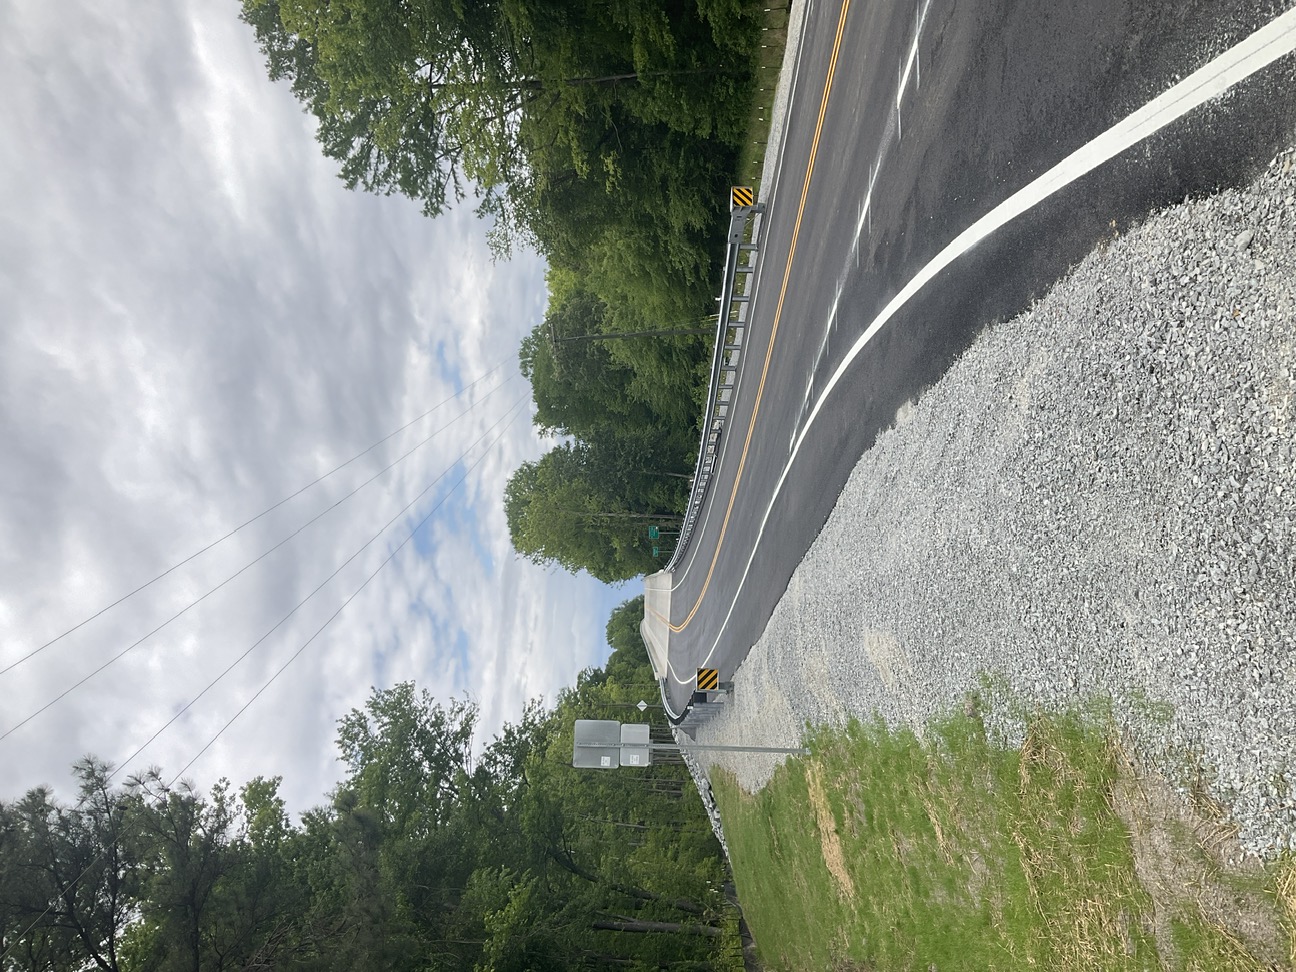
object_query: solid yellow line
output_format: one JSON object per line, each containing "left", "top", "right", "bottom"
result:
{"left": 669, "top": 0, "right": 853, "bottom": 634}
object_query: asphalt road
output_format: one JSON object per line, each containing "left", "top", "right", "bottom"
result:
{"left": 661, "top": 0, "right": 1296, "bottom": 713}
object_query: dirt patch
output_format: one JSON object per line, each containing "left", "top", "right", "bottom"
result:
{"left": 964, "top": 846, "right": 992, "bottom": 902}
{"left": 1111, "top": 747, "right": 1289, "bottom": 968}
{"left": 806, "top": 761, "right": 855, "bottom": 900}
{"left": 860, "top": 629, "right": 909, "bottom": 693}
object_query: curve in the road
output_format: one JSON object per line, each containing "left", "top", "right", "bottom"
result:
{"left": 661, "top": 3, "right": 1296, "bottom": 687}
{"left": 664, "top": 0, "right": 857, "bottom": 636}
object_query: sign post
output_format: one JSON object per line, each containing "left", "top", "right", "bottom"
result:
{"left": 573, "top": 719, "right": 808, "bottom": 769}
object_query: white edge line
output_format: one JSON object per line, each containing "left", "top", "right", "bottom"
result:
{"left": 796, "top": 5, "right": 1296, "bottom": 462}
{"left": 671, "top": 6, "right": 1296, "bottom": 683}
{"left": 763, "top": 0, "right": 819, "bottom": 207}
{"left": 666, "top": 0, "right": 816, "bottom": 598}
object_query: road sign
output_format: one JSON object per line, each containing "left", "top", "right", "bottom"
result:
{"left": 731, "top": 185, "right": 755, "bottom": 208}
{"left": 572, "top": 719, "right": 809, "bottom": 768}
{"left": 572, "top": 719, "right": 621, "bottom": 769}
{"left": 648, "top": 525, "right": 660, "bottom": 539}
{"left": 696, "top": 668, "right": 719, "bottom": 691}
{"left": 620, "top": 722, "right": 651, "bottom": 767}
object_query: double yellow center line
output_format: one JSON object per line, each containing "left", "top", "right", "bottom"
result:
{"left": 669, "top": 0, "right": 854, "bottom": 634}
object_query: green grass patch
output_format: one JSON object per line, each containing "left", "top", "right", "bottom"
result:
{"left": 1169, "top": 915, "right": 1277, "bottom": 972}
{"left": 735, "top": 3, "right": 792, "bottom": 194}
{"left": 712, "top": 702, "right": 1295, "bottom": 971}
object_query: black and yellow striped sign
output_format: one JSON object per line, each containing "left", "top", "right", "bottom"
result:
{"left": 696, "top": 668, "right": 720, "bottom": 691}
{"left": 730, "top": 185, "right": 755, "bottom": 209}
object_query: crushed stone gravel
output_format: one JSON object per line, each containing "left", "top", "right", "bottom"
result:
{"left": 689, "top": 144, "right": 1296, "bottom": 861}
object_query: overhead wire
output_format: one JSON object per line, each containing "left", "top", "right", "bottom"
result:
{"left": 0, "top": 374, "right": 515, "bottom": 742}
{"left": 112, "top": 395, "right": 528, "bottom": 777}
{"left": 0, "top": 395, "right": 528, "bottom": 967}
{"left": 0, "top": 356, "right": 512, "bottom": 678}
{"left": 167, "top": 395, "right": 528, "bottom": 781}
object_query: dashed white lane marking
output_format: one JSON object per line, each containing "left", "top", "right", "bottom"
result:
{"left": 790, "top": 103, "right": 890, "bottom": 451}
{"left": 669, "top": 0, "right": 819, "bottom": 597}
{"left": 671, "top": 5, "right": 1296, "bottom": 683}
{"left": 791, "top": 0, "right": 926, "bottom": 455}
{"left": 899, "top": 0, "right": 932, "bottom": 109}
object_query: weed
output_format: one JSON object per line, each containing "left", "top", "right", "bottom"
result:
{"left": 713, "top": 698, "right": 1293, "bottom": 971}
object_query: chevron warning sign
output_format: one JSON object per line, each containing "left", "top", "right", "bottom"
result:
{"left": 730, "top": 185, "right": 755, "bottom": 209}
{"left": 696, "top": 668, "right": 720, "bottom": 691}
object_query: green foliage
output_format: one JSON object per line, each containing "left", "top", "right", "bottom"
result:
{"left": 605, "top": 596, "right": 655, "bottom": 685}
{"left": 713, "top": 703, "right": 1293, "bottom": 972}
{"left": 519, "top": 287, "right": 644, "bottom": 438}
{"left": 504, "top": 441, "right": 684, "bottom": 582}
{"left": 0, "top": 759, "right": 143, "bottom": 972}
{"left": 0, "top": 654, "right": 738, "bottom": 972}
{"left": 510, "top": 281, "right": 703, "bottom": 581}
{"left": 241, "top": 0, "right": 521, "bottom": 222}
{"left": 239, "top": 0, "right": 768, "bottom": 584}
{"left": 240, "top": 0, "right": 760, "bottom": 248}
{"left": 335, "top": 683, "right": 475, "bottom": 834}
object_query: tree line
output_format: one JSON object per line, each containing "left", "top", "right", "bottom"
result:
{"left": 0, "top": 600, "right": 744, "bottom": 972}
{"left": 239, "top": 0, "right": 767, "bottom": 583}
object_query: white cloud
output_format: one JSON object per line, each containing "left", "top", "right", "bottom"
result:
{"left": 0, "top": 0, "right": 625, "bottom": 816}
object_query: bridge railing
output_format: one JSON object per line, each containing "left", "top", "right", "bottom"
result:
{"left": 664, "top": 200, "right": 766, "bottom": 573}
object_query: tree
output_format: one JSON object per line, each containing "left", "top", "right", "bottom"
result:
{"left": 335, "top": 683, "right": 475, "bottom": 836}
{"left": 331, "top": 684, "right": 489, "bottom": 970}
{"left": 0, "top": 760, "right": 145, "bottom": 972}
{"left": 605, "top": 597, "right": 656, "bottom": 686}
{"left": 239, "top": 0, "right": 759, "bottom": 248}
{"left": 129, "top": 775, "right": 269, "bottom": 972}
{"left": 519, "top": 288, "right": 652, "bottom": 439}
{"left": 241, "top": 0, "right": 520, "bottom": 224}
{"left": 0, "top": 659, "right": 738, "bottom": 972}
{"left": 504, "top": 443, "right": 679, "bottom": 582}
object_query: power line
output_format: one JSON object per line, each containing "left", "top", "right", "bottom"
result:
{"left": 0, "top": 357, "right": 512, "bottom": 679}
{"left": 114, "top": 395, "right": 529, "bottom": 782}
{"left": 0, "top": 377, "right": 514, "bottom": 743}
{"left": 168, "top": 397, "right": 528, "bottom": 782}
{"left": 0, "top": 397, "right": 527, "bottom": 967}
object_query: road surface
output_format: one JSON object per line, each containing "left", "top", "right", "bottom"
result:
{"left": 656, "top": 0, "right": 1296, "bottom": 714}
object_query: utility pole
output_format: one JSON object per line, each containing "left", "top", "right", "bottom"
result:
{"left": 546, "top": 320, "right": 715, "bottom": 345}
{"left": 541, "top": 316, "right": 715, "bottom": 347}
{"left": 573, "top": 720, "right": 808, "bottom": 770}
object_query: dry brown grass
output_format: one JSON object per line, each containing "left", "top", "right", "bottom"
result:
{"left": 1276, "top": 859, "right": 1296, "bottom": 968}
{"left": 1110, "top": 743, "right": 1289, "bottom": 969}
{"left": 806, "top": 761, "right": 855, "bottom": 900}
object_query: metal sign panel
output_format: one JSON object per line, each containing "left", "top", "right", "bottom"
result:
{"left": 731, "top": 185, "right": 755, "bottom": 209}
{"left": 572, "top": 719, "right": 621, "bottom": 769}
{"left": 619, "top": 722, "right": 651, "bottom": 767}
{"left": 696, "top": 668, "right": 719, "bottom": 691}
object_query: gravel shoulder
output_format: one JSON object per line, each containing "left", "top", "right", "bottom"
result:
{"left": 692, "top": 144, "right": 1296, "bottom": 860}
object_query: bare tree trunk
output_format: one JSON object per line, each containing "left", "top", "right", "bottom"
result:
{"left": 592, "top": 919, "right": 722, "bottom": 937}
{"left": 546, "top": 848, "right": 706, "bottom": 915}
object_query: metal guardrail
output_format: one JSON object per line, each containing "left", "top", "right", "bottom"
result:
{"left": 664, "top": 201, "right": 766, "bottom": 573}
{"left": 657, "top": 199, "right": 766, "bottom": 727}
{"left": 672, "top": 691, "right": 730, "bottom": 736}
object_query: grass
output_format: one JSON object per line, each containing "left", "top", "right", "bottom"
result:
{"left": 735, "top": 3, "right": 793, "bottom": 194}
{"left": 712, "top": 701, "right": 1296, "bottom": 971}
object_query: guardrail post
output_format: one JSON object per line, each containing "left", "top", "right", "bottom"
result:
{"left": 659, "top": 191, "right": 766, "bottom": 583}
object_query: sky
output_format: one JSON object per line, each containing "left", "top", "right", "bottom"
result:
{"left": 0, "top": 0, "right": 630, "bottom": 815}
